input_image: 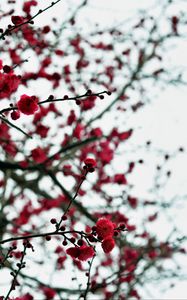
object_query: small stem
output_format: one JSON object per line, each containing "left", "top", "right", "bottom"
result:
{"left": 0, "top": 115, "right": 32, "bottom": 139}
{"left": 0, "top": 90, "right": 109, "bottom": 138}
{"left": 0, "top": 230, "right": 91, "bottom": 245}
{"left": 4, "top": 242, "right": 27, "bottom": 300}
{"left": 83, "top": 255, "right": 96, "bottom": 300}
{"left": 55, "top": 169, "right": 88, "bottom": 231}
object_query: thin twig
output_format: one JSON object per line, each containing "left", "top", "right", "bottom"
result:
{"left": 0, "top": 0, "right": 63, "bottom": 40}
{"left": 0, "top": 115, "right": 32, "bottom": 139}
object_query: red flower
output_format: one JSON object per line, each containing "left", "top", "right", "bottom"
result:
{"left": 56, "top": 256, "right": 66, "bottom": 269}
{"left": 17, "top": 94, "right": 39, "bottom": 115}
{"left": 42, "top": 25, "right": 51, "bottom": 34}
{"left": 96, "top": 218, "right": 114, "bottom": 240}
{"left": 90, "top": 127, "right": 103, "bottom": 137}
{"left": 124, "top": 247, "right": 139, "bottom": 261}
{"left": 84, "top": 157, "right": 96, "bottom": 168}
{"left": 41, "top": 287, "right": 56, "bottom": 299}
{"left": 23, "top": 1, "right": 37, "bottom": 15}
{"left": 3, "top": 65, "right": 11, "bottom": 73}
{"left": 31, "top": 147, "right": 47, "bottom": 163}
{"left": 80, "top": 95, "right": 97, "bottom": 111}
{"left": 113, "top": 174, "right": 127, "bottom": 184}
{"left": 73, "top": 123, "right": 84, "bottom": 139}
{"left": 78, "top": 246, "right": 95, "bottom": 261}
{"left": 129, "top": 289, "right": 140, "bottom": 299}
{"left": 66, "top": 246, "right": 94, "bottom": 261}
{"left": 14, "top": 294, "right": 33, "bottom": 300}
{"left": 102, "top": 237, "right": 115, "bottom": 253}
{"left": 11, "top": 16, "right": 24, "bottom": 25}
{"left": 35, "top": 124, "right": 49, "bottom": 138}
{"left": 128, "top": 196, "right": 138, "bottom": 208}
{"left": 66, "top": 247, "right": 79, "bottom": 259}
{"left": 11, "top": 110, "right": 20, "bottom": 120}
{"left": 0, "top": 72, "right": 20, "bottom": 99}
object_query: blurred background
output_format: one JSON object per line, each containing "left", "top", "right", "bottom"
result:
{"left": 0, "top": 0, "right": 187, "bottom": 298}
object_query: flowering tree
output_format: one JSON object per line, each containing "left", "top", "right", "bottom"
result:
{"left": 0, "top": 0, "right": 187, "bottom": 299}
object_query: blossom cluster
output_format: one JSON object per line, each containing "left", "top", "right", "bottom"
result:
{"left": 66, "top": 217, "right": 125, "bottom": 262}
{"left": 0, "top": 60, "right": 20, "bottom": 99}
{"left": 95, "top": 218, "right": 116, "bottom": 253}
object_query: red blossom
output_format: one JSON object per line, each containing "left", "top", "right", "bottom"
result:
{"left": 42, "top": 25, "right": 51, "bottom": 34}
{"left": 124, "top": 247, "right": 139, "bottom": 262}
{"left": 66, "top": 247, "right": 80, "bottom": 259}
{"left": 96, "top": 218, "right": 114, "bottom": 240}
{"left": 148, "top": 213, "right": 158, "bottom": 222}
{"left": 102, "top": 237, "right": 115, "bottom": 253}
{"left": 11, "top": 16, "right": 25, "bottom": 25}
{"left": 0, "top": 2, "right": 184, "bottom": 299}
{"left": 0, "top": 71, "right": 20, "bottom": 99}
{"left": 35, "top": 123, "right": 49, "bottom": 138}
{"left": 23, "top": 1, "right": 37, "bottom": 15}
{"left": 98, "top": 141, "right": 114, "bottom": 164}
{"left": 56, "top": 256, "right": 66, "bottom": 269}
{"left": 17, "top": 94, "right": 39, "bottom": 115}
{"left": 128, "top": 196, "right": 138, "bottom": 208}
{"left": 113, "top": 174, "right": 127, "bottom": 185}
{"left": 129, "top": 289, "right": 140, "bottom": 299}
{"left": 3, "top": 142, "right": 17, "bottom": 157}
{"left": 78, "top": 246, "right": 95, "bottom": 261}
{"left": 55, "top": 49, "right": 64, "bottom": 56}
{"left": 101, "top": 257, "right": 113, "bottom": 266}
{"left": 73, "top": 123, "right": 84, "bottom": 139}
{"left": 14, "top": 201, "right": 33, "bottom": 226}
{"left": 31, "top": 147, "right": 47, "bottom": 163}
{"left": 148, "top": 250, "right": 158, "bottom": 259}
{"left": 90, "top": 127, "right": 103, "bottom": 137}
{"left": 3, "top": 65, "right": 11, "bottom": 73}
{"left": 14, "top": 294, "right": 33, "bottom": 300}
{"left": 41, "top": 287, "right": 56, "bottom": 299}
{"left": 67, "top": 110, "right": 76, "bottom": 125}
{"left": 84, "top": 157, "right": 96, "bottom": 168}
{"left": 119, "top": 274, "right": 134, "bottom": 283}
{"left": 11, "top": 110, "right": 20, "bottom": 120}
{"left": 66, "top": 246, "right": 94, "bottom": 261}
{"left": 81, "top": 95, "right": 97, "bottom": 111}
{"left": 9, "top": 49, "right": 21, "bottom": 65}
